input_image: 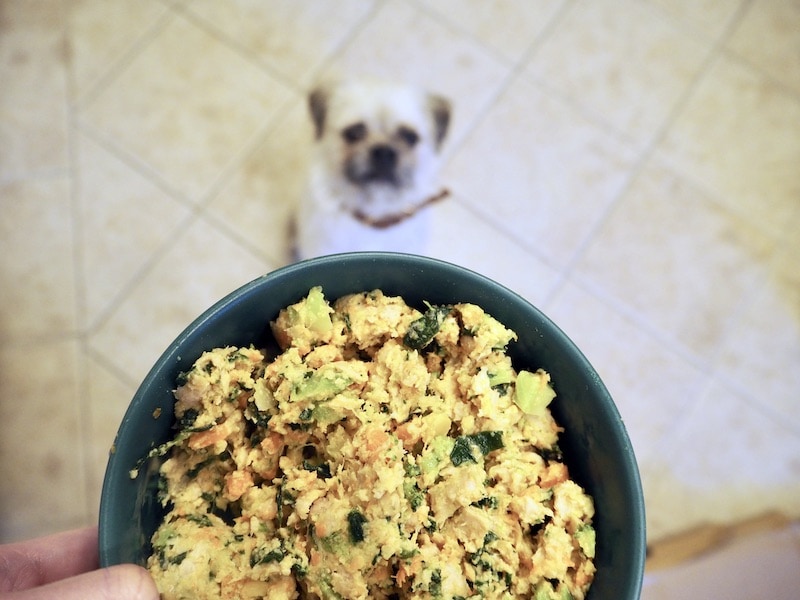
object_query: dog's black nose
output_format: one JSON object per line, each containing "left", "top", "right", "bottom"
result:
{"left": 370, "top": 144, "right": 397, "bottom": 175}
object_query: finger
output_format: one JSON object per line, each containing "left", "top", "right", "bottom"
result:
{"left": 4, "top": 564, "right": 159, "bottom": 600}
{"left": 0, "top": 527, "right": 98, "bottom": 591}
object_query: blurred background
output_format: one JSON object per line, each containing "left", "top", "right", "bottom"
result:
{"left": 1, "top": 0, "right": 799, "bottom": 595}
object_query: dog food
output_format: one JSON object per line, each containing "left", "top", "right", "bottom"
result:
{"left": 145, "top": 288, "right": 596, "bottom": 599}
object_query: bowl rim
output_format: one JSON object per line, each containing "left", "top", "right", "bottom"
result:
{"left": 99, "top": 252, "right": 645, "bottom": 598}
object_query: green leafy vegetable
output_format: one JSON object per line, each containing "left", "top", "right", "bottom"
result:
{"left": 404, "top": 303, "right": 451, "bottom": 350}
{"left": 450, "top": 436, "right": 477, "bottom": 466}
{"left": 429, "top": 568, "right": 442, "bottom": 596}
{"left": 347, "top": 509, "right": 368, "bottom": 543}
{"left": 251, "top": 546, "right": 284, "bottom": 567}
{"left": 450, "top": 431, "right": 504, "bottom": 466}
{"left": 470, "top": 431, "right": 504, "bottom": 455}
{"left": 185, "top": 514, "right": 212, "bottom": 527}
{"left": 302, "top": 460, "right": 332, "bottom": 480}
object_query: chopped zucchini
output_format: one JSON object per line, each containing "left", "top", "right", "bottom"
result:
{"left": 515, "top": 369, "right": 556, "bottom": 415}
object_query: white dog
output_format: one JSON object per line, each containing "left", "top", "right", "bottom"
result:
{"left": 294, "top": 80, "right": 452, "bottom": 260}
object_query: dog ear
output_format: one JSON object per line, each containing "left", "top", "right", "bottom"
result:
{"left": 308, "top": 85, "right": 331, "bottom": 140}
{"left": 427, "top": 94, "right": 452, "bottom": 150}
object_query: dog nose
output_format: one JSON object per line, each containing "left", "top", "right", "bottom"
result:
{"left": 370, "top": 144, "right": 397, "bottom": 174}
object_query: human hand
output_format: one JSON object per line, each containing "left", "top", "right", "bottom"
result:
{"left": 0, "top": 526, "right": 158, "bottom": 599}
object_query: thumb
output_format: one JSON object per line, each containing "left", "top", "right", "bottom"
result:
{"left": 5, "top": 564, "right": 159, "bottom": 600}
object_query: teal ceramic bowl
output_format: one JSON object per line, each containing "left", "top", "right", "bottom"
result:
{"left": 99, "top": 252, "right": 645, "bottom": 599}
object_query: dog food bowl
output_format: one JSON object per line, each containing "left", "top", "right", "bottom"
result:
{"left": 99, "top": 252, "right": 645, "bottom": 599}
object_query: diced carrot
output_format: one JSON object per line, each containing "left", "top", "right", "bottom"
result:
{"left": 260, "top": 431, "right": 284, "bottom": 455}
{"left": 188, "top": 425, "right": 226, "bottom": 449}
{"left": 540, "top": 462, "right": 568, "bottom": 488}
{"left": 224, "top": 470, "right": 253, "bottom": 502}
{"left": 365, "top": 427, "right": 389, "bottom": 452}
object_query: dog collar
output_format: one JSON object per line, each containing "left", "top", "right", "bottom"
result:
{"left": 352, "top": 188, "right": 450, "bottom": 229}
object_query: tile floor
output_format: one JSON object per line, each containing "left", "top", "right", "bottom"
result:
{"left": 1, "top": 0, "right": 799, "bottom": 588}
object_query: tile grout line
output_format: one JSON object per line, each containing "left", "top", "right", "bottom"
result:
{"left": 197, "top": 207, "right": 286, "bottom": 269}
{"left": 197, "top": 0, "right": 543, "bottom": 273}
{"left": 545, "top": 0, "right": 757, "bottom": 309}
{"left": 69, "top": 3, "right": 176, "bottom": 112}
{"left": 193, "top": 93, "right": 301, "bottom": 213}
{"left": 648, "top": 0, "right": 800, "bottom": 106}
{"left": 652, "top": 149, "right": 790, "bottom": 243}
{"left": 65, "top": 0, "right": 201, "bottom": 335}
{"left": 426, "top": 0, "right": 637, "bottom": 287}
{"left": 638, "top": 0, "right": 780, "bottom": 385}
{"left": 709, "top": 369, "right": 800, "bottom": 438}
{"left": 72, "top": 119, "right": 197, "bottom": 211}
{"left": 170, "top": 0, "right": 389, "bottom": 96}
{"left": 66, "top": 0, "right": 379, "bottom": 347}
{"left": 188, "top": 0, "right": 578, "bottom": 283}
{"left": 642, "top": 0, "right": 746, "bottom": 50}
{"left": 66, "top": 122, "right": 206, "bottom": 339}
{"left": 538, "top": 178, "right": 784, "bottom": 399}
{"left": 438, "top": 0, "right": 579, "bottom": 167}
{"left": 69, "top": 1, "right": 389, "bottom": 289}
{"left": 557, "top": 0, "right": 783, "bottom": 468}
{"left": 407, "top": 0, "right": 524, "bottom": 68}
{"left": 636, "top": 371, "right": 719, "bottom": 473}
{"left": 303, "top": 0, "right": 392, "bottom": 86}
{"left": 80, "top": 210, "right": 200, "bottom": 341}
{"left": 536, "top": 0, "right": 797, "bottom": 463}
{"left": 509, "top": 0, "right": 651, "bottom": 152}
{"left": 0, "top": 166, "right": 72, "bottom": 188}
{"left": 702, "top": 248, "right": 800, "bottom": 437}
{"left": 166, "top": 2, "right": 306, "bottom": 94}
{"left": 642, "top": 351, "right": 800, "bottom": 490}
{"left": 65, "top": 122, "right": 214, "bottom": 340}
{"left": 721, "top": 46, "right": 800, "bottom": 105}
{"left": 228, "top": 0, "right": 396, "bottom": 247}
{"left": 82, "top": 343, "right": 146, "bottom": 393}
{"left": 634, "top": 373, "right": 718, "bottom": 517}
{"left": 561, "top": 275, "right": 717, "bottom": 371}
{"left": 63, "top": 0, "right": 96, "bottom": 528}
{"left": 430, "top": 0, "right": 579, "bottom": 241}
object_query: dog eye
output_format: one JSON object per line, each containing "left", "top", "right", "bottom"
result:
{"left": 342, "top": 123, "right": 367, "bottom": 144}
{"left": 397, "top": 126, "right": 419, "bottom": 147}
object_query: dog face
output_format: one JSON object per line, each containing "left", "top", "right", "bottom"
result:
{"left": 308, "top": 81, "right": 451, "bottom": 202}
